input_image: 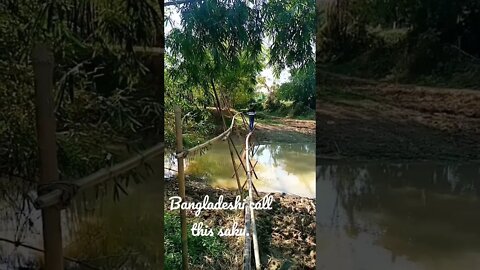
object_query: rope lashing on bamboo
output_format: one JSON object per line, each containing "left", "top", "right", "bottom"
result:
{"left": 175, "top": 112, "right": 242, "bottom": 159}
{"left": 33, "top": 142, "right": 164, "bottom": 209}
{"left": 36, "top": 181, "right": 80, "bottom": 209}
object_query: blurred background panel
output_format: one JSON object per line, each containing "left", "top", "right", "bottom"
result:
{"left": 0, "top": 1, "right": 164, "bottom": 269}
{"left": 317, "top": 0, "right": 480, "bottom": 269}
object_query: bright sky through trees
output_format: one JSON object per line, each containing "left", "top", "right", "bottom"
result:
{"left": 165, "top": 4, "right": 290, "bottom": 94}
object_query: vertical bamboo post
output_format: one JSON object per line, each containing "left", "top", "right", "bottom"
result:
{"left": 154, "top": 2, "right": 165, "bottom": 268}
{"left": 209, "top": 79, "right": 243, "bottom": 195}
{"left": 246, "top": 132, "right": 261, "bottom": 270}
{"left": 229, "top": 139, "right": 244, "bottom": 195}
{"left": 32, "top": 44, "right": 64, "bottom": 270}
{"left": 174, "top": 106, "right": 189, "bottom": 270}
{"left": 243, "top": 197, "right": 252, "bottom": 270}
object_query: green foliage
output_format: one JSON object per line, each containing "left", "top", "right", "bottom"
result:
{"left": 319, "top": 0, "right": 480, "bottom": 88}
{"left": 164, "top": 68, "right": 217, "bottom": 149}
{"left": 165, "top": 0, "right": 316, "bottom": 142}
{"left": 278, "top": 63, "right": 315, "bottom": 109}
{"left": 261, "top": 62, "right": 315, "bottom": 118}
{"left": 254, "top": 91, "right": 267, "bottom": 104}
{"left": 263, "top": 0, "right": 316, "bottom": 73}
{"left": 164, "top": 212, "right": 226, "bottom": 269}
{"left": 264, "top": 87, "right": 284, "bottom": 113}
{"left": 166, "top": 0, "right": 262, "bottom": 87}
{"left": 0, "top": 0, "right": 163, "bottom": 186}
{"left": 165, "top": 0, "right": 268, "bottom": 148}
{"left": 318, "top": 0, "right": 371, "bottom": 62}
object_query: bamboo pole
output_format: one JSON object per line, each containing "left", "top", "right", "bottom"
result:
{"left": 36, "top": 105, "right": 244, "bottom": 209}
{"left": 243, "top": 196, "right": 252, "bottom": 270}
{"left": 174, "top": 106, "right": 189, "bottom": 270}
{"left": 34, "top": 143, "right": 164, "bottom": 208}
{"left": 246, "top": 132, "right": 261, "bottom": 270}
{"left": 230, "top": 141, "right": 248, "bottom": 176}
{"left": 165, "top": 0, "right": 199, "bottom": 6}
{"left": 229, "top": 138, "right": 244, "bottom": 195}
{"left": 231, "top": 149, "right": 259, "bottom": 182}
{"left": 243, "top": 132, "right": 252, "bottom": 269}
{"left": 177, "top": 112, "right": 241, "bottom": 158}
{"left": 32, "top": 44, "right": 64, "bottom": 270}
{"left": 102, "top": 45, "right": 164, "bottom": 55}
{"left": 241, "top": 178, "right": 260, "bottom": 198}
{"left": 210, "top": 79, "right": 243, "bottom": 195}
{"left": 153, "top": 3, "right": 165, "bottom": 265}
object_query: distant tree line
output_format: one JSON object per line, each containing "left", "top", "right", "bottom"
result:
{"left": 318, "top": 0, "right": 480, "bottom": 86}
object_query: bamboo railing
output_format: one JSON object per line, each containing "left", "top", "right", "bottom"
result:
{"left": 175, "top": 112, "right": 242, "bottom": 159}
{"left": 243, "top": 131, "right": 261, "bottom": 270}
{"left": 34, "top": 143, "right": 164, "bottom": 209}
{"left": 173, "top": 107, "right": 261, "bottom": 269}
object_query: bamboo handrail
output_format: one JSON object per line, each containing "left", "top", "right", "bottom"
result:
{"left": 165, "top": 0, "right": 199, "bottom": 6}
{"left": 176, "top": 112, "right": 243, "bottom": 158}
{"left": 82, "top": 44, "right": 164, "bottom": 55}
{"left": 244, "top": 130, "right": 261, "bottom": 270}
{"left": 128, "top": 46, "right": 164, "bottom": 55}
{"left": 243, "top": 195, "right": 252, "bottom": 270}
{"left": 34, "top": 143, "right": 164, "bottom": 209}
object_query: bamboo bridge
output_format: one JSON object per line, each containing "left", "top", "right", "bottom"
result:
{"left": 173, "top": 106, "right": 263, "bottom": 270}
{"left": 31, "top": 104, "right": 263, "bottom": 269}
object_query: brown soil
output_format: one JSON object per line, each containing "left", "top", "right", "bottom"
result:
{"left": 255, "top": 117, "right": 316, "bottom": 144}
{"left": 165, "top": 178, "right": 316, "bottom": 269}
{"left": 317, "top": 72, "right": 480, "bottom": 161}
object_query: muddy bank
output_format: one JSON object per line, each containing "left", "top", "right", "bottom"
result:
{"left": 165, "top": 178, "right": 316, "bottom": 269}
{"left": 317, "top": 72, "right": 480, "bottom": 162}
{"left": 255, "top": 116, "right": 316, "bottom": 144}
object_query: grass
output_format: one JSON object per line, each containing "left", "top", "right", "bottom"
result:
{"left": 164, "top": 211, "right": 228, "bottom": 269}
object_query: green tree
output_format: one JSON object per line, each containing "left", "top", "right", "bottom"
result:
{"left": 278, "top": 62, "right": 315, "bottom": 109}
{"left": 1, "top": 0, "right": 164, "bottom": 180}
{"left": 165, "top": 0, "right": 316, "bottom": 133}
{"left": 263, "top": 0, "right": 316, "bottom": 73}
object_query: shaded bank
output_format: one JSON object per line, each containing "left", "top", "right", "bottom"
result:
{"left": 317, "top": 72, "right": 480, "bottom": 162}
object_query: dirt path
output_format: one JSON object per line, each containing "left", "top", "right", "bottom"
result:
{"left": 317, "top": 72, "right": 480, "bottom": 161}
{"left": 255, "top": 115, "right": 316, "bottom": 144}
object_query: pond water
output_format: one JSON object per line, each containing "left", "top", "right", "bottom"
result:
{"left": 0, "top": 156, "right": 164, "bottom": 269}
{"left": 317, "top": 162, "right": 480, "bottom": 270}
{"left": 167, "top": 139, "right": 316, "bottom": 198}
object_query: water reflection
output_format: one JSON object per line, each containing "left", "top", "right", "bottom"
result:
{"left": 317, "top": 163, "right": 480, "bottom": 270}
{"left": 167, "top": 140, "right": 316, "bottom": 198}
{"left": 0, "top": 156, "right": 163, "bottom": 269}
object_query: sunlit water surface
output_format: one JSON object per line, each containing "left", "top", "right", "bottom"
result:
{"left": 166, "top": 140, "right": 316, "bottom": 198}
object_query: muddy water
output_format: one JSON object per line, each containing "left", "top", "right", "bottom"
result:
{"left": 0, "top": 156, "right": 163, "bottom": 269}
{"left": 173, "top": 140, "right": 316, "bottom": 198}
{"left": 317, "top": 163, "right": 480, "bottom": 270}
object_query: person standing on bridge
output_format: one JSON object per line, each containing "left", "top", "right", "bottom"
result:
{"left": 247, "top": 103, "right": 256, "bottom": 131}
